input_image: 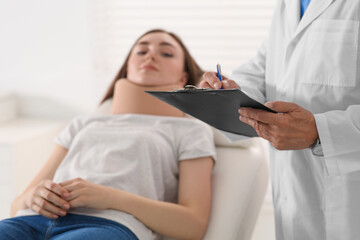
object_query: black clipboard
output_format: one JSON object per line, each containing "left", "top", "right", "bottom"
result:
{"left": 146, "top": 88, "right": 276, "bottom": 137}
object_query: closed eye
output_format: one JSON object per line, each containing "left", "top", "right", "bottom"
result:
{"left": 162, "top": 52, "right": 174, "bottom": 57}
{"left": 137, "top": 51, "right": 147, "bottom": 55}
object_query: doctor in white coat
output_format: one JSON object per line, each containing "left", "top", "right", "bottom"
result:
{"left": 201, "top": 0, "right": 360, "bottom": 239}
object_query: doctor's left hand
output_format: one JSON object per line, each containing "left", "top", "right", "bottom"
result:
{"left": 59, "top": 178, "right": 111, "bottom": 210}
{"left": 238, "top": 101, "right": 319, "bottom": 150}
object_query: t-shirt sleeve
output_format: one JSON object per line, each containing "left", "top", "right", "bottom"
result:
{"left": 54, "top": 117, "right": 85, "bottom": 149}
{"left": 177, "top": 120, "right": 216, "bottom": 162}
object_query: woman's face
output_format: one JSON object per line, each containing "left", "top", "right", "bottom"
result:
{"left": 126, "top": 32, "right": 188, "bottom": 87}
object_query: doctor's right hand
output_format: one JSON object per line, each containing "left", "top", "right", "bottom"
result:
{"left": 199, "top": 72, "right": 241, "bottom": 89}
{"left": 24, "top": 179, "right": 71, "bottom": 219}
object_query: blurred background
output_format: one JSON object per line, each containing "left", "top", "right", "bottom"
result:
{"left": 0, "top": 0, "right": 276, "bottom": 239}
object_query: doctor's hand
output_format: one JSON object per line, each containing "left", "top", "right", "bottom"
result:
{"left": 60, "top": 178, "right": 110, "bottom": 210}
{"left": 239, "top": 101, "right": 319, "bottom": 150}
{"left": 199, "top": 72, "right": 240, "bottom": 89}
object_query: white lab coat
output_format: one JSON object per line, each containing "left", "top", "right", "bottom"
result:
{"left": 231, "top": 0, "right": 360, "bottom": 239}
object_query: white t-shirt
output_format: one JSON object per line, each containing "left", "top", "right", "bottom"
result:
{"left": 17, "top": 114, "right": 216, "bottom": 240}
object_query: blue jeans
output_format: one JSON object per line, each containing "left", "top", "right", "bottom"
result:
{"left": 0, "top": 213, "right": 138, "bottom": 240}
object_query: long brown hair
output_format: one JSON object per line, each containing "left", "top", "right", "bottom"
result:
{"left": 100, "top": 29, "right": 204, "bottom": 104}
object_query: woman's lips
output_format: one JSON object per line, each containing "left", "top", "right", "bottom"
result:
{"left": 142, "top": 65, "right": 158, "bottom": 71}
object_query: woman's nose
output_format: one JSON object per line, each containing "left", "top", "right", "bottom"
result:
{"left": 145, "top": 51, "right": 156, "bottom": 61}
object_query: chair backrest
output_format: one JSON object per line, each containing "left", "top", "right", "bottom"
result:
{"left": 96, "top": 99, "right": 269, "bottom": 240}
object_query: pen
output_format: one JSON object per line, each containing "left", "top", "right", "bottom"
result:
{"left": 216, "top": 63, "right": 223, "bottom": 89}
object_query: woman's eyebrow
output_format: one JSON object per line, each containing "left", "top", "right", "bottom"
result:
{"left": 137, "top": 41, "right": 150, "bottom": 46}
{"left": 159, "top": 42, "right": 175, "bottom": 48}
{"left": 137, "top": 41, "right": 175, "bottom": 48}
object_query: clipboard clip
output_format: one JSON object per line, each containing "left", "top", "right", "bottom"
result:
{"left": 173, "top": 85, "right": 209, "bottom": 92}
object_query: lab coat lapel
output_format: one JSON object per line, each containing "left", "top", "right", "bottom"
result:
{"left": 284, "top": 0, "right": 301, "bottom": 35}
{"left": 294, "top": 0, "right": 335, "bottom": 38}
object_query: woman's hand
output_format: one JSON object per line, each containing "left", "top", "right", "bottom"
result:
{"left": 199, "top": 72, "right": 240, "bottom": 89}
{"left": 25, "top": 179, "right": 71, "bottom": 219}
{"left": 60, "top": 178, "right": 110, "bottom": 210}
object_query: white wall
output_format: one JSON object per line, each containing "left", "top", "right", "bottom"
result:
{"left": 0, "top": 0, "right": 276, "bottom": 118}
{"left": 0, "top": 0, "right": 98, "bottom": 116}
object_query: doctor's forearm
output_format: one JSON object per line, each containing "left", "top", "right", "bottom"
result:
{"left": 106, "top": 188, "right": 208, "bottom": 240}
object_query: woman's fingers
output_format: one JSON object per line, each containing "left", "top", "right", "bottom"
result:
{"left": 28, "top": 179, "right": 71, "bottom": 219}
{"left": 32, "top": 195, "right": 67, "bottom": 219}
{"left": 66, "top": 190, "right": 84, "bottom": 207}
{"left": 59, "top": 177, "right": 85, "bottom": 189}
{"left": 38, "top": 188, "right": 70, "bottom": 210}
{"left": 40, "top": 180, "right": 70, "bottom": 209}
{"left": 43, "top": 179, "right": 70, "bottom": 199}
{"left": 31, "top": 203, "right": 59, "bottom": 219}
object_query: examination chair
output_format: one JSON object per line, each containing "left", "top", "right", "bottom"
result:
{"left": 96, "top": 99, "right": 270, "bottom": 240}
{"left": 4, "top": 92, "right": 268, "bottom": 239}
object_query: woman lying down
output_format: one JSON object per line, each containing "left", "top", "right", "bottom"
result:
{"left": 0, "top": 29, "right": 216, "bottom": 240}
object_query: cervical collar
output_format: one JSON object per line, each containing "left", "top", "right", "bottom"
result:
{"left": 111, "top": 79, "right": 185, "bottom": 117}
